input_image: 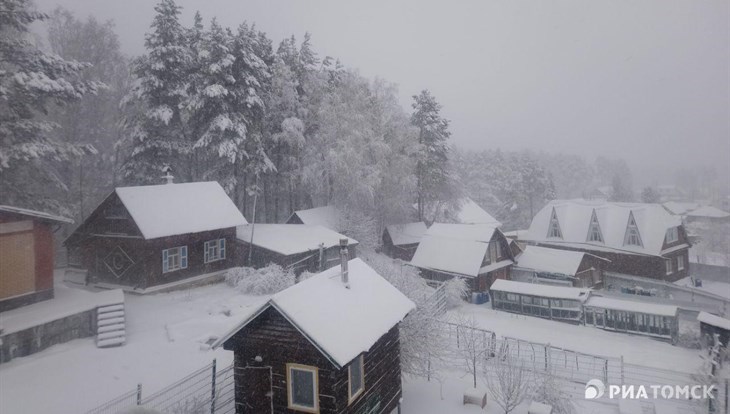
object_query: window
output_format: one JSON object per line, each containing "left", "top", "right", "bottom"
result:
{"left": 162, "top": 246, "right": 188, "bottom": 273}
{"left": 348, "top": 355, "right": 365, "bottom": 403}
{"left": 495, "top": 241, "right": 502, "bottom": 259}
{"left": 287, "top": 364, "right": 318, "bottom": 413}
{"left": 587, "top": 209, "right": 604, "bottom": 243}
{"left": 665, "top": 258, "right": 673, "bottom": 275}
{"left": 547, "top": 207, "right": 563, "bottom": 239}
{"left": 623, "top": 211, "right": 643, "bottom": 247}
{"left": 665, "top": 227, "right": 678, "bottom": 244}
{"left": 677, "top": 255, "right": 685, "bottom": 271}
{"left": 204, "top": 239, "right": 226, "bottom": 263}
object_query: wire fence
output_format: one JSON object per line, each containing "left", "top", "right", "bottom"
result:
{"left": 85, "top": 360, "right": 235, "bottom": 414}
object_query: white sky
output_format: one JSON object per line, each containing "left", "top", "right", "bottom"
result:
{"left": 33, "top": 0, "right": 730, "bottom": 183}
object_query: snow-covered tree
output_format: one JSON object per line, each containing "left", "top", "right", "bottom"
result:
{"left": 454, "top": 314, "right": 491, "bottom": 388}
{"left": 485, "top": 355, "right": 532, "bottom": 414}
{"left": 0, "top": 0, "right": 102, "bottom": 213}
{"left": 641, "top": 186, "right": 661, "bottom": 203}
{"left": 531, "top": 366, "right": 575, "bottom": 414}
{"left": 120, "top": 0, "right": 191, "bottom": 183}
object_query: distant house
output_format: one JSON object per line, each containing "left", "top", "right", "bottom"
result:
{"left": 214, "top": 251, "right": 415, "bottom": 414}
{"left": 512, "top": 245, "right": 609, "bottom": 288}
{"left": 382, "top": 222, "right": 427, "bottom": 261}
{"left": 65, "top": 181, "right": 247, "bottom": 290}
{"left": 662, "top": 201, "right": 700, "bottom": 217}
{"left": 0, "top": 205, "right": 73, "bottom": 311}
{"left": 656, "top": 185, "right": 683, "bottom": 202}
{"left": 490, "top": 279, "right": 589, "bottom": 323}
{"left": 697, "top": 312, "right": 730, "bottom": 349}
{"left": 524, "top": 200, "right": 690, "bottom": 282}
{"left": 410, "top": 223, "right": 514, "bottom": 293}
{"left": 236, "top": 224, "right": 358, "bottom": 274}
{"left": 584, "top": 186, "right": 612, "bottom": 201}
{"left": 685, "top": 206, "right": 730, "bottom": 224}
{"left": 286, "top": 205, "right": 341, "bottom": 230}
{"left": 420, "top": 197, "right": 501, "bottom": 226}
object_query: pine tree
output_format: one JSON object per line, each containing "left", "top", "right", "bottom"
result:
{"left": 0, "top": 0, "right": 102, "bottom": 212}
{"left": 120, "top": 0, "right": 191, "bottom": 184}
{"left": 411, "top": 90, "right": 454, "bottom": 221}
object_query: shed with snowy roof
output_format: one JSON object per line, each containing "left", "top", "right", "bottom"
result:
{"left": 525, "top": 200, "right": 690, "bottom": 282}
{"left": 286, "top": 205, "right": 342, "bottom": 231}
{"left": 382, "top": 221, "right": 427, "bottom": 261}
{"left": 490, "top": 279, "right": 589, "bottom": 323}
{"left": 214, "top": 246, "right": 415, "bottom": 414}
{"left": 65, "top": 181, "right": 247, "bottom": 290}
{"left": 0, "top": 205, "right": 73, "bottom": 311}
{"left": 697, "top": 312, "right": 730, "bottom": 348}
{"left": 512, "top": 245, "right": 609, "bottom": 288}
{"left": 235, "top": 224, "right": 358, "bottom": 275}
{"left": 410, "top": 223, "right": 514, "bottom": 294}
{"left": 584, "top": 295, "right": 679, "bottom": 342}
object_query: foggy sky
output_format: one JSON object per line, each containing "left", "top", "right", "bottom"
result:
{"left": 33, "top": 0, "right": 730, "bottom": 184}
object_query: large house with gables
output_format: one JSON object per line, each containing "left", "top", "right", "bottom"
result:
{"left": 214, "top": 243, "right": 415, "bottom": 414}
{"left": 524, "top": 200, "right": 690, "bottom": 282}
{"left": 411, "top": 223, "right": 515, "bottom": 294}
{"left": 65, "top": 181, "right": 247, "bottom": 290}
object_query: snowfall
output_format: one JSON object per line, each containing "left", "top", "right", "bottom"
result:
{"left": 0, "top": 270, "right": 707, "bottom": 414}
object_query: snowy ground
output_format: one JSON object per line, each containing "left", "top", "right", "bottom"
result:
{"left": 451, "top": 304, "right": 703, "bottom": 373}
{"left": 0, "top": 275, "right": 706, "bottom": 414}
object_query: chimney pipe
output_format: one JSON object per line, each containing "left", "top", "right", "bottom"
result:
{"left": 339, "top": 238, "right": 350, "bottom": 288}
{"left": 161, "top": 165, "right": 174, "bottom": 184}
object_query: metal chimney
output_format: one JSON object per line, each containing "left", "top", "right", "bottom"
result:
{"left": 339, "top": 239, "right": 350, "bottom": 288}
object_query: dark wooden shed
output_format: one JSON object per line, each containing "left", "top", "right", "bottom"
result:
{"left": 0, "top": 205, "right": 73, "bottom": 312}
{"left": 382, "top": 222, "right": 427, "bottom": 261}
{"left": 214, "top": 252, "right": 415, "bottom": 414}
{"left": 64, "top": 181, "right": 247, "bottom": 290}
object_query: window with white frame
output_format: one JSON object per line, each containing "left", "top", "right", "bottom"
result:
{"left": 677, "top": 255, "right": 685, "bottom": 271}
{"left": 547, "top": 207, "right": 563, "bottom": 239}
{"left": 665, "top": 227, "right": 679, "bottom": 244}
{"left": 587, "top": 209, "right": 604, "bottom": 243}
{"left": 204, "top": 238, "right": 226, "bottom": 263}
{"left": 495, "top": 240, "right": 502, "bottom": 259}
{"left": 348, "top": 355, "right": 365, "bottom": 403}
{"left": 162, "top": 246, "right": 187, "bottom": 273}
{"left": 287, "top": 364, "right": 318, "bottom": 413}
{"left": 623, "top": 211, "right": 643, "bottom": 247}
{"left": 665, "top": 258, "right": 673, "bottom": 275}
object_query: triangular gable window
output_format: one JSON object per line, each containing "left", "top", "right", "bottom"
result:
{"left": 586, "top": 209, "right": 604, "bottom": 243}
{"left": 623, "top": 211, "right": 643, "bottom": 247}
{"left": 547, "top": 207, "right": 563, "bottom": 239}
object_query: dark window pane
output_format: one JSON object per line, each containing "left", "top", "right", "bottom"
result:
{"left": 349, "top": 357, "right": 363, "bottom": 397}
{"left": 291, "top": 368, "right": 315, "bottom": 408}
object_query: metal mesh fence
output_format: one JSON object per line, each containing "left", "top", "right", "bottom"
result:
{"left": 85, "top": 387, "right": 140, "bottom": 414}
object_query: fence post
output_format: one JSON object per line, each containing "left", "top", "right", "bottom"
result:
{"left": 620, "top": 355, "right": 624, "bottom": 385}
{"left": 544, "top": 345, "right": 548, "bottom": 372}
{"left": 210, "top": 359, "right": 217, "bottom": 414}
{"left": 136, "top": 383, "right": 142, "bottom": 406}
{"left": 724, "top": 378, "right": 728, "bottom": 414}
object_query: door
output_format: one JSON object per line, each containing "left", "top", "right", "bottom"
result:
{"left": 0, "top": 231, "right": 36, "bottom": 300}
{"left": 239, "top": 366, "right": 272, "bottom": 414}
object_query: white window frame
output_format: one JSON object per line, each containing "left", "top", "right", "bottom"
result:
{"left": 495, "top": 240, "right": 502, "bottom": 259}
{"left": 665, "top": 258, "right": 673, "bottom": 275}
{"left": 587, "top": 210, "right": 604, "bottom": 243}
{"left": 287, "top": 363, "right": 319, "bottom": 413}
{"left": 204, "top": 238, "right": 226, "bottom": 263}
{"left": 348, "top": 354, "right": 365, "bottom": 404}
{"left": 623, "top": 211, "right": 643, "bottom": 247}
{"left": 162, "top": 246, "right": 188, "bottom": 273}
{"left": 677, "top": 255, "right": 685, "bottom": 271}
{"left": 547, "top": 207, "right": 563, "bottom": 239}
{"left": 665, "top": 227, "right": 679, "bottom": 244}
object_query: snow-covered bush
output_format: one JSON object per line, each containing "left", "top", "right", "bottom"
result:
{"left": 444, "top": 277, "right": 469, "bottom": 308}
{"left": 225, "top": 264, "right": 295, "bottom": 295}
{"left": 530, "top": 369, "right": 575, "bottom": 414}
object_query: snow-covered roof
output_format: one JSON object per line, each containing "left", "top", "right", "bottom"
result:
{"left": 385, "top": 222, "right": 428, "bottom": 246}
{"left": 686, "top": 206, "right": 730, "bottom": 219}
{"left": 0, "top": 205, "right": 73, "bottom": 224}
{"left": 697, "top": 312, "right": 730, "bottom": 331}
{"left": 490, "top": 279, "right": 590, "bottom": 301}
{"left": 115, "top": 181, "right": 247, "bottom": 239}
{"left": 419, "top": 197, "right": 501, "bottom": 226}
{"left": 584, "top": 296, "right": 678, "bottom": 316}
{"left": 236, "top": 224, "right": 357, "bottom": 256}
{"left": 525, "top": 200, "right": 682, "bottom": 257}
{"left": 288, "top": 205, "right": 340, "bottom": 230}
{"left": 503, "top": 229, "right": 528, "bottom": 239}
{"left": 515, "top": 246, "right": 590, "bottom": 276}
{"left": 214, "top": 258, "right": 415, "bottom": 368}
{"left": 662, "top": 201, "right": 700, "bottom": 216}
{"left": 410, "top": 223, "right": 504, "bottom": 277}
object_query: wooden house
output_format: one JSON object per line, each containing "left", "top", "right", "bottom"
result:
{"left": 490, "top": 279, "right": 589, "bottom": 323}
{"left": 213, "top": 245, "right": 415, "bottom": 414}
{"left": 410, "top": 223, "right": 514, "bottom": 294}
{"left": 0, "top": 205, "right": 73, "bottom": 312}
{"left": 583, "top": 295, "right": 679, "bottom": 342}
{"left": 697, "top": 312, "right": 730, "bottom": 349}
{"left": 235, "top": 224, "right": 358, "bottom": 275}
{"left": 286, "top": 206, "right": 341, "bottom": 231}
{"left": 512, "top": 245, "right": 609, "bottom": 288}
{"left": 64, "top": 181, "right": 247, "bottom": 290}
{"left": 381, "top": 222, "right": 427, "bottom": 261}
{"left": 685, "top": 206, "right": 730, "bottom": 224}
{"left": 524, "top": 200, "right": 691, "bottom": 282}
{"left": 419, "top": 197, "right": 501, "bottom": 226}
